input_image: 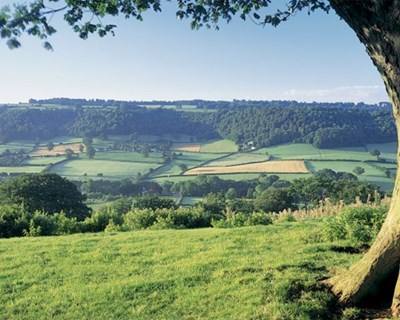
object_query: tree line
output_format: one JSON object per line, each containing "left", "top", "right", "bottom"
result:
{"left": 0, "top": 103, "right": 395, "bottom": 149}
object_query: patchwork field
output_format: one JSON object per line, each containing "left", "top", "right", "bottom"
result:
{"left": 184, "top": 160, "right": 309, "bottom": 175}
{"left": 31, "top": 143, "right": 84, "bottom": 157}
{"left": 0, "top": 137, "right": 397, "bottom": 191}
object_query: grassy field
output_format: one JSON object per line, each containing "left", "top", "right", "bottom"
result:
{"left": 149, "top": 159, "right": 201, "bottom": 177}
{"left": 24, "top": 156, "right": 67, "bottom": 166}
{"left": 367, "top": 142, "right": 397, "bottom": 161}
{"left": 0, "top": 166, "right": 44, "bottom": 174}
{"left": 48, "top": 159, "right": 161, "bottom": 179}
{"left": 204, "top": 152, "right": 269, "bottom": 167}
{"left": 254, "top": 144, "right": 376, "bottom": 161}
{"left": 200, "top": 139, "right": 239, "bottom": 153}
{"left": 0, "top": 142, "right": 35, "bottom": 153}
{"left": 94, "top": 151, "right": 164, "bottom": 163}
{"left": 176, "top": 152, "right": 226, "bottom": 162}
{"left": 307, "top": 161, "right": 383, "bottom": 176}
{"left": 0, "top": 220, "right": 359, "bottom": 320}
{"left": 184, "top": 160, "right": 309, "bottom": 175}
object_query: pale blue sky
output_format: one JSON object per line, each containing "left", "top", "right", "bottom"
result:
{"left": 0, "top": 3, "right": 388, "bottom": 103}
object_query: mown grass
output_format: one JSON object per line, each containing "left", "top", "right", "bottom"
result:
{"left": 200, "top": 139, "right": 239, "bottom": 153}
{"left": 0, "top": 220, "right": 360, "bottom": 320}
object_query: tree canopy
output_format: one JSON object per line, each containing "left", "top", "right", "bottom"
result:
{"left": 0, "top": 0, "right": 329, "bottom": 49}
{"left": 0, "top": 173, "right": 90, "bottom": 220}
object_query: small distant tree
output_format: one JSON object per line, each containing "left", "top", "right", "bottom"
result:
{"left": 86, "top": 145, "right": 96, "bottom": 159}
{"left": 65, "top": 148, "right": 74, "bottom": 159}
{"left": 353, "top": 167, "right": 365, "bottom": 176}
{"left": 82, "top": 136, "right": 93, "bottom": 146}
{"left": 370, "top": 149, "right": 381, "bottom": 161}
{"left": 178, "top": 163, "right": 188, "bottom": 172}
{"left": 47, "top": 142, "right": 54, "bottom": 151}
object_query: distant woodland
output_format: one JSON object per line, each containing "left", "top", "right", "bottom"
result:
{"left": 0, "top": 99, "right": 395, "bottom": 149}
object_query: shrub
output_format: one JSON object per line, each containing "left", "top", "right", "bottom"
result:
{"left": 212, "top": 211, "right": 273, "bottom": 228}
{"left": 123, "top": 208, "right": 157, "bottom": 230}
{"left": 133, "top": 196, "right": 177, "bottom": 210}
{"left": 83, "top": 209, "right": 124, "bottom": 232}
{"left": 323, "top": 206, "right": 387, "bottom": 246}
{"left": 26, "top": 211, "right": 57, "bottom": 236}
{"left": 247, "top": 211, "right": 273, "bottom": 226}
{"left": 122, "top": 207, "right": 211, "bottom": 230}
{"left": 0, "top": 204, "right": 29, "bottom": 238}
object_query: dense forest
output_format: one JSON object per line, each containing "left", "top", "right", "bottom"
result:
{"left": 0, "top": 100, "right": 396, "bottom": 148}
{"left": 189, "top": 107, "right": 396, "bottom": 148}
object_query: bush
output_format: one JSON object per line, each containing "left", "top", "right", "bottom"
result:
{"left": 323, "top": 206, "right": 387, "bottom": 246}
{"left": 123, "top": 208, "right": 157, "bottom": 230}
{"left": 122, "top": 207, "right": 211, "bottom": 230}
{"left": 212, "top": 211, "right": 273, "bottom": 228}
{"left": 26, "top": 211, "right": 57, "bottom": 236}
{"left": 0, "top": 204, "right": 29, "bottom": 238}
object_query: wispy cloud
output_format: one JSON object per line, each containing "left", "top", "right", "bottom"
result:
{"left": 282, "top": 85, "right": 388, "bottom": 103}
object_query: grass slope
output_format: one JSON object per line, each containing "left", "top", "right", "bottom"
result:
{"left": 0, "top": 221, "right": 359, "bottom": 320}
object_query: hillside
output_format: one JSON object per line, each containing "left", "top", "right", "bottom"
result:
{"left": 0, "top": 220, "right": 362, "bottom": 320}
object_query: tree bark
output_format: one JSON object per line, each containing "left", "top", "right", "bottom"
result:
{"left": 326, "top": 0, "right": 400, "bottom": 314}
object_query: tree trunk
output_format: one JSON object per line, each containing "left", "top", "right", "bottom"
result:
{"left": 325, "top": 0, "right": 400, "bottom": 314}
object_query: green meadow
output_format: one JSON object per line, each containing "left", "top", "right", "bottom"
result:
{"left": 0, "top": 220, "right": 359, "bottom": 320}
{"left": 47, "top": 159, "right": 160, "bottom": 179}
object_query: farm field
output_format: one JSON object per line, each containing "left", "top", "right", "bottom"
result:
{"left": 0, "top": 221, "right": 359, "bottom": 320}
{"left": 47, "top": 159, "right": 160, "bottom": 179}
{"left": 0, "top": 166, "right": 44, "bottom": 174}
{"left": 31, "top": 143, "right": 84, "bottom": 157}
{"left": 254, "top": 143, "right": 376, "bottom": 161}
{"left": 0, "top": 136, "right": 397, "bottom": 191}
{"left": 184, "top": 160, "right": 309, "bottom": 175}
{"left": 200, "top": 139, "right": 239, "bottom": 153}
{"left": 148, "top": 159, "right": 201, "bottom": 177}
{"left": 204, "top": 152, "right": 268, "bottom": 167}
{"left": 367, "top": 142, "right": 397, "bottom": 161}
{"left": 24, "top": 156, "right": 66, "bottom": 166}
{"left": 94, "top": 151, "right": 164, "bottom": 163}
{"left": 0, "top": 142, "right": 34, "bottom": 153}
{"left": 173, "top": 143, "right": 201, "bottom": 153}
